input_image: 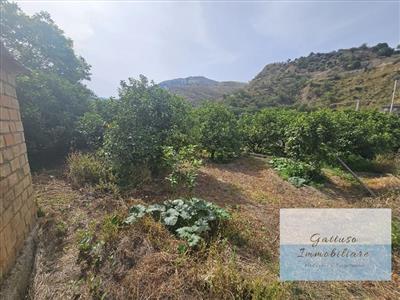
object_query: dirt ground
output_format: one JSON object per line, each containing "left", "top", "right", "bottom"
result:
{"left": 27, "top": 157, "right": 400, "bottom": 299}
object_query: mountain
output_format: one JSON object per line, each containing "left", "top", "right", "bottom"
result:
{"left": 224, "top": 43, "right": 400, "bottom": 112}
{"left": 159, "top": 76, "right": 246, "bottom": 104}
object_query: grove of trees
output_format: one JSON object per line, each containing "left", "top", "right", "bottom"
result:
{"left": 1, "top": 1, "right": 399, "bottom": 188}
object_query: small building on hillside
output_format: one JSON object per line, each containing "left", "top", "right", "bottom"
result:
{"left": 0, "top": 43, "right": 36, "bottom": 297}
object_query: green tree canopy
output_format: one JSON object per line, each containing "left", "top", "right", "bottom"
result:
{"left": 1, "top": 1, "right": 90, "bottom": 82}
{"left": 194, "top": 102, "right": 241, "bottom": 162}
{"left": 1, "top": 1, "right": 94, "bottom": 165}
{"left": 102, "top": 76, "right": 194, "bottom": 186}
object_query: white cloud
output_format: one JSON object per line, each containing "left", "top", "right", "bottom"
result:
{"left": 16, "top": 1, "right": 236, "bottom": 95}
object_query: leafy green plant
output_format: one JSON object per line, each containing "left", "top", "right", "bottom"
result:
{"left": 2, "top": 2, "right": 93, "bottom": 166}
{"left": 77, "top": 112, "right": 106, "bottom": 150}
{"left": 102, "top": 76, "right": 194, "bottom": 187}
{"left": 195, "top": 102, "right": 242, "bottom": 162}
{"left": 100, "top": 214, "right": 123, "bottom": 243}
{"left": 125, "top": 198, "right": 230, "bottom": 247}
{"left": 76, "top": 98, "right": 119, "bottom": 150}
{"left": 163, "top": 145, "right": 203, "bottom": 190}
{"left": 77, "top": 227, "right": 104, "bottom": 268}
{"left": 76, "top": 215, "right": 122, "bottom": 269}
{"left": 239, "top": 108, "right": 297, "bottom": 156}
{"left": 269, "top": 157, "right": 322, "bottom": 187}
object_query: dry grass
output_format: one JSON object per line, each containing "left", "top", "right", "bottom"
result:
{"left": 28, "top": 157, "right": 400, "bottom": 299}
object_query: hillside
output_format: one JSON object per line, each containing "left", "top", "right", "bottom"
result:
{"left": 159, "top": 76, "right": 246, "bottom": 104}
{"left": 224, "top": 43, "right": 400, "bottom": 111}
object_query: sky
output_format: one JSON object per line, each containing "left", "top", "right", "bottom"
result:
{"left": 16, "top": 0, "right": 400, "bottom": 97}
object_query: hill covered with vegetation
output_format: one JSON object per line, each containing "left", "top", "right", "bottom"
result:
{"left": 224, "top": 43, "right": 400, "bottom": 112}
{"left": 159, "top": 76, "right": 246, "bottom": 105}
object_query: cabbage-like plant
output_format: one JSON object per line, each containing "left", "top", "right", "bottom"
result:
{"left": 125, "top": 198, "right": 230, "bottom": 247}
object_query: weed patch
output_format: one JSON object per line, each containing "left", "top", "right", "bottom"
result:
{"left": 269, "top": 157, "right": 323, "bottom": 187}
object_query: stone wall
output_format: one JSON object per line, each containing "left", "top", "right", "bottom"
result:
{"left": 0, "top": 59, "right": 36, "bottom": 281}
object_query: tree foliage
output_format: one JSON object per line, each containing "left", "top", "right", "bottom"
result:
{"left": 239, "top": 109, "right": 297, "bottom": 155}
{"left": 1, "top": 1, "right": 93, "bottom": 163}
{"left": 101, "top": 76, "right": 194, "bottom": 186}
{"left": 195, "top": 102, "right": 241, "bottom": 162}
{"left": 240, "top": 108, "right": 400, "bottom": 167}
{"left": 163, "top": 145, "right": 203, "bottom": 191}
{"left": 1, "top": 1, "right": 90, "bottom": 81}
{"left": 17, "top": 71, "right": 92, "bottom": 157}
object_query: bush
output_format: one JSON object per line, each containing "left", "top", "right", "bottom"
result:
{"left": 66, "top": 152, "right": 117, "bottom": 193}
{"left": 102, "top": 76, "right": 194, "bottom": 187}
{"left": 76, "top": 98, "right": 119, "bottom": 150}
{"left": 239, "top": 108, "right": 297, "bottom": 156}
{"left": 195, "top": 102, "right": 241, "bottom": 162}
{"left": 269, "top": 157, "right": 323, "bottom": 187}
{"left": 77, "top": 112, "right": 105, "bottom": 150}
{"left": 163, "top": 145, "right": 203, "bottom": 190}
{"left": 372, "top": 43, "right": 394, "bottom": 57}
{"left": 284, "top": 109, "right": 400, "bottom": 164}
{"left": 125, "top": 198, "right": 230, "bottom": 247}
{"left": 333, "top": 110, "right": 400, "bottom": 160}
{"left": 284, "top": 110, "right": 337, "bottom": 163}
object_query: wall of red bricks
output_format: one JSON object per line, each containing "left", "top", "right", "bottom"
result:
{"left": 0, "top": 66, "right": 36, "bottom": 281}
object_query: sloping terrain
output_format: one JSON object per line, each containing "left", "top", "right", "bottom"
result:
{"left": 159, "top": 76, "right": 246, "bottom": 105}
{"left": 224, "top": 43, "right": 400, "bottom": 111}
{"left": 28, "top": 157, "right": 400, "bottom": 299}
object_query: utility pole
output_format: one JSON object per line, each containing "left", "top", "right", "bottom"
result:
{"left": 390, "top": 80, "right": 397, "bottom": 113}
{"left": 355, "top": 99, "right": 360, "bottom": 111}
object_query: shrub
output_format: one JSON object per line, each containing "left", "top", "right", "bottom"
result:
{"left": 269, "top": 157, "right": 323, "bottom": 187}
{"left": 333, "top": 110, "right": 400, "bottom": 161}
{"left": 102, "top": 76, "right": 194, "bottom": 187}
{"left": 284, "top": 109, "right": 400, "bottom": 165}
{"left": 77, "top": 112, "right": 105, "bottom": 150}
{"left": 239, "top": 108, "right": 297, "bottom": 156}
{"left": 284, "top": 110, "right": 337, "bottom": 163}
{"left": 67, "top": 152, "right": 103, "bottom": 187}
{"left": 372, "top": 43, "right": 394, "bottom": 57}
{"left": 125, "top": 198, "right": 230, "bottom": 247}
{"left": 162, "top": 145, "right": 203, "bottom": 190}
{"left": 195, "top": 102, "right": 241, "bottom": 162}
{"left": 66, "top": 152, "right": 116, "bottom": 193}
{"left": 76, "top": 98, "right": 119, "bottom": 150}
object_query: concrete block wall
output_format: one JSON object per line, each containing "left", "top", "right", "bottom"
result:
{"left": 0, "top": 65, "right": 36, "bottom": 281}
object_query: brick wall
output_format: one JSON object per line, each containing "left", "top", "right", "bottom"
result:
{"left": 0, "top": 62, "right": 36, "bottom": 281}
